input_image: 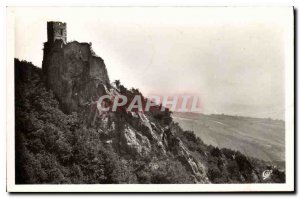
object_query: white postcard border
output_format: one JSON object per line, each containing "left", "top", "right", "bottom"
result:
{"left": 6, "top": 6, "right": 295, "bottom": 192}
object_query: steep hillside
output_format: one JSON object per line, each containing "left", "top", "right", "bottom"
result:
{"left": 15, "top": 39, "right": 285, "bottom": 184}
{"left": 15, "top": 59, "right": 206, "bottom": 184}
{"left": 42, "top": 40, "right": 110, "bottom": 113}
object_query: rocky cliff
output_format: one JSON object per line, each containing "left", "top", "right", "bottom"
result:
{"left": 42, "top": 40, "right": 110, "bottom": 113}
{"left": 14, "top": 37, "right": 285, "bottom": 184}
{"left": 41, "top": 39, "right": 210, "bottom": 183}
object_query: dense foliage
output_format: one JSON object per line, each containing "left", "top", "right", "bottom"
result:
{"left": 15, "top": 59, "right": 193, "bottom": 184}
{"left": 15, "top": 59, "right": 285, "bottom": 184}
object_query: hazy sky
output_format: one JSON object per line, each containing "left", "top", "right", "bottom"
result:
{"left": 12, "top": 7, "right": 291, "bottom": 119}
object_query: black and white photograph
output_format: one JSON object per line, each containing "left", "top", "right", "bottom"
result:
{"left": 5, "top": 6, "right": 294, "bottom": 192}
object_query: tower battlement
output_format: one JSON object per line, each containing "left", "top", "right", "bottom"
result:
{"left": 47, "top": 21, "right": 67, "bottom": 44}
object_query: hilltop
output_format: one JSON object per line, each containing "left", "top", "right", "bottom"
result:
{"left": 14, "top": 22, "right": 285, "bottom": 184}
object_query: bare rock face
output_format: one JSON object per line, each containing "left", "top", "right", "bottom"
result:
{"left": 42, "top": 40, "right": 110, "bottom": 113}
{"left": 42, "top": 39, "right": 208, "bottom": 183}
{"left": 164, "top": 125, "right": 210, "bottom": 183}
{"left": 121, "top": 125, "right": 152, "bottom": 156}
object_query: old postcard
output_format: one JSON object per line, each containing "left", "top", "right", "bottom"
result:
{"left": 6, "top": 7, "right": 294, "bottom": 192}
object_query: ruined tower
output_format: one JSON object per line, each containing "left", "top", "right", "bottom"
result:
{"left": 47, "top": 21, "right": 67, "bottom": 44}
{"left": 42, "top": 21, "right": 110, "bottom": 114}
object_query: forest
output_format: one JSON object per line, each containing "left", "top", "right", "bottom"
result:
{"left": 15, "top": 59, "right": 285, "bottom": 184}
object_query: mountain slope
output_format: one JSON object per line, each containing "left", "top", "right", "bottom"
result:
{"left": 15, "top": 40, "right": 285, "bottom": 184}
{"left": 15, "top": 59, "right": 205, "bottom": 184}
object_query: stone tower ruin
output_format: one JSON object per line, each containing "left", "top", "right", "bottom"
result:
{"left": 47, "top": 21, "right": 67, "bottom": 44}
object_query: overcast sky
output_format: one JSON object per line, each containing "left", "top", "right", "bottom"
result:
{"left": 12, "top": 7, "right": 292, "bottom": 119}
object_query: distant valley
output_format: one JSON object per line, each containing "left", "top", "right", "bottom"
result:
{"left": 173, "top": 112, "right": 285, "bottom": 163}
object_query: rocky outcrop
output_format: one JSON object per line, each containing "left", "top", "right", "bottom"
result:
{"left": 16, "top": 58, "right": 286, "bottom": 184}
{"left": 120, "top": 125, "right": 151, "bottom": 156}
{"left": 163, "top": 125, "right": 210, "bottom": 183}
{"left": 42, "top": 39, "right": 209, "bottom": 183}
{"left": 42, "top": 40, "right": 110, "bottom": 113}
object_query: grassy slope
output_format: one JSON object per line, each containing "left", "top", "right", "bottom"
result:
{"left": 172, "top": 112, "right": 285, "bottom": 163}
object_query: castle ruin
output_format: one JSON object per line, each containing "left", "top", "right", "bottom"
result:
{"left": 47, "top": 21, "right": 67, "bottom": 44}
{"left": 42, "top": 21, "right": 110, "bottom": 114}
